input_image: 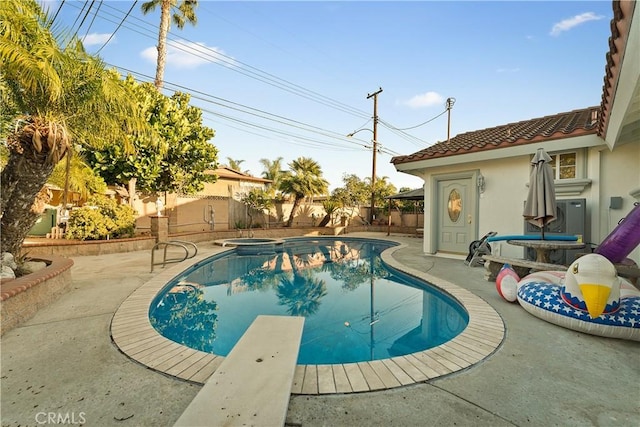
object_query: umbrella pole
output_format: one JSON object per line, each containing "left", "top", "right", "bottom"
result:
{"left": 541, "top": 224, "right": 545, "bottom": 240}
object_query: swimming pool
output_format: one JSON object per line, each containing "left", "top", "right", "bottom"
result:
{"left": 149, "top": 237, "right": 469, "bottom": 364}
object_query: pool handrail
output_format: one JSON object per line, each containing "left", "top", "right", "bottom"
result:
{"left": 150, "top": 240, "right": 198, "bottom": 272}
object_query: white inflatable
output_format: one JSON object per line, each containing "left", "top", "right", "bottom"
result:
{"left": 496, "top": 264, "right": 519, "bottom": 303}
{"left": 516, "top": 254, "right": 640, "bottom": 341}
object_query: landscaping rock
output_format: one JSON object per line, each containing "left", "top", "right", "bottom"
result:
{"left": 1, "top": 252, "right": 18, "bottom": 270}
{"left": 19, "top": 261, "right": 48, "bottom": 275}
{"left": 1, "top": 264, "right": 16, "bottom": 280}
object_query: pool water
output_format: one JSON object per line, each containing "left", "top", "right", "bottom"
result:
{"left": 149, "top": 237, "right": 469, "bottom": 364}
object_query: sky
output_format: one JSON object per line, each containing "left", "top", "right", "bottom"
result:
{"left": 40, "top": 1, "right": 613, "bottom": 192}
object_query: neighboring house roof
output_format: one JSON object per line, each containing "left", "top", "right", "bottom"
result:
{"left": 598, "top": 0, "right": 638, "bottom": 140}
{"left": 206, "top": 167, "right": 272, "bottom": 184}
{"left": 391, "top": 107, "right": 599, "bottom": 165}
{"left": 386, "top": 188, "right": 424, "bottom": 201}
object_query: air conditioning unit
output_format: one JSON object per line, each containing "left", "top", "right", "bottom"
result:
{"left": 524, "top": 198, "right": 588, "bottom": 265}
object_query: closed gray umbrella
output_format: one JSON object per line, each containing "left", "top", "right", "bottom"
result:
{"left": 523, "top": 148, "right": 556, "bottom": 239}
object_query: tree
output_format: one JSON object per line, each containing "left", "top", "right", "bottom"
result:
{"left": 239, "top": 188, "right": 273, "bottom": 231}
{"left": 226, "top": 157, "right": 249, "bottom": 174}
{"left": 319, "top": 199, "right": 339, "bottom": 226}
{"left": 141, "top": 0, "right": 199, "bottom": 90}
{"left": 395, "top": 186, "right": 424, "bottom": 214}
{"left": 86, "top": 78, "right": 218, "bottom": 195}
{"left": 366, "top": 175, "right": 396, "bottom": 220}
{"left": 48, "top": 154, "right": 108, "bottom": 201}
{"left": 260, "top": 157, "right": 285, "bottom": 197}
{"left": 278, "top": 157, "right": 328, "bottom": 227}
{"left": 0, "top": 0, "right": 148, "bottom": 255}
{"left": 330, "top": 174, "right": 369, "bottom": 223}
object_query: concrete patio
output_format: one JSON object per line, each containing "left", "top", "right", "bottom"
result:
{"left": 1, "top": 233, "right": 638, "bottom": 426}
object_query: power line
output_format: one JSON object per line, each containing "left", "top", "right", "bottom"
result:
{"left": 70, "top": 0, "right": 93, "bottom": 38}
{"left": 116, "top": 65, "right": 366, "bottom": 148}
{"left": 61, "top": 2, "right": 415, "bottom": 160}
{"left": 95, "top": 1, "right": 138, "bottom": 54}
{"left": 383, "top": 108, "right": 447, "bottom": 131}
{"left": 69, "top": 0, "right": 89, "bottom": 34}
{"left": 50, "top": 0, "right": 67, "bottom": 25}
{"left": 64, "top": 1, "right": 370, "bottom": 120}
{"left": 116, "top": 65, "right": 373, "bottom": 155}
{"left": 82, "top": 0, "right": 103, "bottom": 42}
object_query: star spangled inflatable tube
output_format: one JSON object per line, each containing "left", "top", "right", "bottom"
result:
{"left": 596, "top": 202, "right": 640, "bottom": 263}
{"left": 516, "top": 254, "right": 640, "bottom": 341}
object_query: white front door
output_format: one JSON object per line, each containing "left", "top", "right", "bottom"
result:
{"left": 437, "top": 177, "right": 475, "bottom": 254}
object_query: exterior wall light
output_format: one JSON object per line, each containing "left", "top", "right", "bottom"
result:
{"left": 477, "top": 173, "right": 486, "bottom": 194}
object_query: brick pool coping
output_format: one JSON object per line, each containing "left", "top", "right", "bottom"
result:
{"left": 110, "top": 241, "right": 505, "bottom": 394}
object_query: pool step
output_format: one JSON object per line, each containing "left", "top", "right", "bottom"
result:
{"left": 173, "top": 315, "right": 304, "bottom": 427}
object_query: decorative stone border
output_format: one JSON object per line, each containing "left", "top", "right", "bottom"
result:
{"left": 1, "top": 256, "right": 74, "bottom": 336}
{"left": 111, "top": 240, "right": 506, "bottom": 394}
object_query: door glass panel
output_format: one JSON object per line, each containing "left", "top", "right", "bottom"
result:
{"left": 447, "top": 189, "right": 462, "bottom": 222}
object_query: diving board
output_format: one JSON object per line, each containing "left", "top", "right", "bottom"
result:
{"left": 174, "top": 315, "right": 304, "bottom": 427}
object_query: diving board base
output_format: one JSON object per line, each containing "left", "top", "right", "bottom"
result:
{"left": 174, "top": 315, "right": 304, "bottom": 427}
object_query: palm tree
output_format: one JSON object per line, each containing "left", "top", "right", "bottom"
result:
{"left": 367, "top": 175, "right": 396, "bottom": 215}
{"left": 48, "top": 154, "right": 108, "bottom": 201}
{"left": 259, "top": 157, "right": 284, "bottom": 196}
{"left": 278, "top": 157, "right": 329, "bottom": 227}
{"left": 226, "top": 157, "right": 247, "bottom": 173}
{"left": 239, "top": 188, "right": 273, "bottom": 231}
{"left": 0, "top": 0, "right": 149, "bottom": 255}
{"left": 141, "top": 0, "right": 199, "bottom": 90}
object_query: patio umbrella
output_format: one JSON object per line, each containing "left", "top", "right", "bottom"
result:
{"left": 523, "top": 148, "right": 556, "bottom": 239}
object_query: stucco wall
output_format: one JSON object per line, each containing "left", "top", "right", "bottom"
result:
{"left": 419, "top": 158, "right": 531, "bottom": 258}
{"left": 476, "top": 157, "right": 530, "bottom": 258}
{"left": 597, "top": 143, "right": 640, "bottom": 262}
{"left": 412, "top": 140, "right": 640, "bottom": 264}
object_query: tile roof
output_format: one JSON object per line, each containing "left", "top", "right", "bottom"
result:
{"left": 391, "top": 107, "right": 600, "bottom": 165}
{"left": 205, "top": 167, "right": 272, "bottom": 184}
{"left": 598, "top": 0, "right": 636, "bottom": 137}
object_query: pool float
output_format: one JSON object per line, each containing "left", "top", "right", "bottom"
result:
{"left": 516, "top": 253, "right": 640, "bottom": 341}
{"left": 487, "top": 234, "right": 578, "bottom": 242}
{"left": 496, "top": 264, "right": 519, "bottom": 303}
{"left": 595, "top": 202, "right": 640, "bottom": 263}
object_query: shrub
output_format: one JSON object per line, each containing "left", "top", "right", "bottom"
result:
{"left": 65, "top": 195, "right": 136, "bottom": 240}
{"left": 66, "top": 208, "right": 114, "bottom": 240}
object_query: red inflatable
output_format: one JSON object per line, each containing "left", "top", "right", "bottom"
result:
{"left": 496, "top": 264, "right": 519, "bottom": 303}
{"left": 596, "top": 202, "right": 640, "bottom": 263}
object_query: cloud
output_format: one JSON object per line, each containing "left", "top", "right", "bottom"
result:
{"left": 550, "top": 12, "right": 604, "bottom": 36}
{"left": 496, "top": 67, "right": 520, "bottom": 73}
{"left": 141, "top": 40, "right": 233, "bottom": 69}
{"left": 82, "top": 33, "right": 112, "bottom": 47}
{"left": 403, "top": 91, "right": 444, "bottom": 108}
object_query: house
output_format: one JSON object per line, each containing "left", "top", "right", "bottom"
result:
{"left": 391, "top": 0, "right": 639, "bottom": 265}
{"left": 133, "top": 167, "right": 273, "bottom": 233}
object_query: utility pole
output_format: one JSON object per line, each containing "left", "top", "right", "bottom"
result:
{"left": 446, "top": 97, "right": 456, "bottom": 143}
{"left": 367, "top": 87, "right": 383, "bottom": 224}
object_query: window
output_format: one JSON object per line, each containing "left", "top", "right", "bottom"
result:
{"left": 549, "top": 152, "right": 576, "bottom": 180}
{"left": 447, "top": 189, "right": 462, "bottom": 222}
{"left": 538, "top": 150, "right": 591, "bottom": 195}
